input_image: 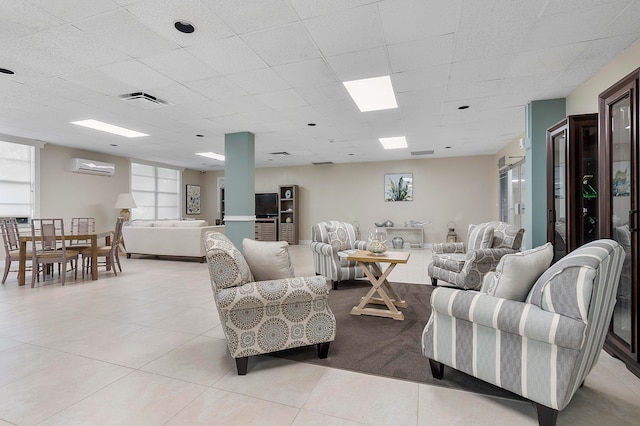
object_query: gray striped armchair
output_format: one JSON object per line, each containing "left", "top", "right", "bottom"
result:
{"left": 428, "top": 221, "right": 524, "bottom": 290}
{"left": 310, "top": 221, "right": 368, "bottom": 290}
{"left": 422, "top": 239, "right": 624, "bottom": 426}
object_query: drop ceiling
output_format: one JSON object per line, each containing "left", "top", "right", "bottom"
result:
{"left": 1, "top": 0, "right": 640, "bottom": 171}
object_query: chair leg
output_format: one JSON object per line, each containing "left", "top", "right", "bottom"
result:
{"left": 115, "top": 251, "right": 122, "bottom": 272}
{"left": 235, "top": 357, "right": 249, "bottom": 375}
{"left": 317, "top": 342, "right": 330, "bottom": 359}
{"left": 110, "top": 252, "right": 118, "bottom": 276}
{"left": 332, "top": 281, "right": 338, "bottom": 290}
{"left": 2, "top": 259, "right": 9, "bottom": 284}
{"left": 534, "top": 403, "right": 558, "bottom": 426}
{"left": 429, "top": 359, "right": 444, "bottom": 379}
{"left": 431, "top": 277, "right": 438, "bottom": 286}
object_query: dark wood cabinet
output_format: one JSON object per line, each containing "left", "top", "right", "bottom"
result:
{"left": 599, "top": 69, "right": 640, "bottom": 378}
{"left": 546, "top": 114, "right": 599, "bottom": 263}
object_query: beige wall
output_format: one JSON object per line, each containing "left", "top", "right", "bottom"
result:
{"left": 39, "top": 144, "right": 130, "bottom": 232}
{"left": 202, "top": 155, "right": 499, "bottom": 244}
{"left": 567, "top": 39, "right": 640, "bottom": 115}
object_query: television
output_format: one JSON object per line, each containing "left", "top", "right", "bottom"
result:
{"left": 255, "top": 193, "right": 278, "bottom": 218}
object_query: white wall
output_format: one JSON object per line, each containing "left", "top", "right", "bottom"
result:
{"left": 203, "top": 155, "right": 499, "bottom": 244}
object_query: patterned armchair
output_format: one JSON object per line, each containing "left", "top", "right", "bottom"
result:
{"left": 422, "top": 239, "right": 625, "bottom": 426}
{"left": 204, "top": 232, "right": 336, "bottom": 375}
{"left": 428, "top": 221, "right": 524, "bottom": 290}
{"left": 310, "top": 221, "right": 369, "bottom": 290}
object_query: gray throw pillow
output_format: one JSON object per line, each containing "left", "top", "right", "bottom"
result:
{"left": 242, "top": 238, "right": 295, "bottom": 281}
{"left": 467, "top": 224, "right": 494, "bottom": 250}
{"left": 481, "top": 242, "right": 553, "bottom": 301}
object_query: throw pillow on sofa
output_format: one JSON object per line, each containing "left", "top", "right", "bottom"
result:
{"left": 467, "top": 223, "right": 494, "bottom": 249}
{"left": 325, "top": 223, "right": 350, "bottom": 251}
{"left": 481, "top": 242, "right": 553, "bottom": 301}
{"left": 242, "top": 239, "right": 295, "bottom": 281}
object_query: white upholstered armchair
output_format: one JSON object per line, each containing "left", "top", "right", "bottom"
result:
{"left": 310, "top": 221, "right": 368, "bottom": 290}
{"left": 204, "top": 232, "right": 336, "bottom": 375}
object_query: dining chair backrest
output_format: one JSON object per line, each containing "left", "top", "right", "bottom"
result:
{"left": 31, "top": 219, "right": 67, "bottom": 254}
{"left": 112, "top": 217, "right": 124, "bottom": 253}
{"left": 1, "top": 218, "right": 20, "bottom": 252}
{"left": 71, "top": 218, "right": 95, "bottom": 245}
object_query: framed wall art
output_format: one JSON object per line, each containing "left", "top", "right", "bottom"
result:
{"left": 186, "top": 184, "right": 201, "bottom": 215}
{"left": 385, "top": 173, "right": 413, "bottom": 201}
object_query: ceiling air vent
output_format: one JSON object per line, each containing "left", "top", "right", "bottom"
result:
{"left": 120, "top": 92, "right": 169, "bottom": 109}
{"left": 411, "top": 150, "right": 434, "bottom": 156}
{"left": 312, "top": 161, "right": 334, "bottom": 165}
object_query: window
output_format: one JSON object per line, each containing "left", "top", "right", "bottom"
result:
{"left": 0, "top": 141, "right": 36, "bottom": 220}
{"left": 130, "top": 162, "right": 180, "bottom": 220}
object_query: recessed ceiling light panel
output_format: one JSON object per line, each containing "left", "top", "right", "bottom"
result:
{"left": 343, "top": 76, "right": 398, "bottom": 112}
{"left": 71, "top": 119, "right": 148, "bottom": 138}
{"left": 196, "top": 152, "right": 225, "bottom": 161}
{"left": 379, "top": 136, "right": 407, "bottom": 150}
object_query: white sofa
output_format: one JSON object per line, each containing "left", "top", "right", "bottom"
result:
{"left": 122, "top": 220, "right": 224, "bottom": 262}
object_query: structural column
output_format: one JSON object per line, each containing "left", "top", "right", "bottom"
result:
{"left": 525, "top": 99, "right": 565, "bottom": 249}
{"left": 224, "top": 132, "right": 255, "bottom": 249}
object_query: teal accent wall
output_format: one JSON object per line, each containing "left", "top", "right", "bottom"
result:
{"left": 224, "top": 132, "right": 255, "bottom": 249}
{"left": 525, "top": 99, "right": 566, "bottom": 249}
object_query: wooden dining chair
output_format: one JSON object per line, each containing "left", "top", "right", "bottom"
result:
{"left": 81, "top": 217, "right": 124, "bottom": 277}
{"left": 30, "top": 218, "right": 79, "bottom": 287}
{"left": 1, "top": 218, "right": 32, "bottom": 284}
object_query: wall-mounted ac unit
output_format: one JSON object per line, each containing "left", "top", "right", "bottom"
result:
{"left": 70, "top": 158, "right": 115, "bottom": 176}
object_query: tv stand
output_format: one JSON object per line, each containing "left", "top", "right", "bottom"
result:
{"left": 255, "top": 218, "right": 277, "bottom": 241}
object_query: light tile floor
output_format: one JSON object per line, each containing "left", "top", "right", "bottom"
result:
{"left": 0, "top": 246, "right": 639, "bottom": 425}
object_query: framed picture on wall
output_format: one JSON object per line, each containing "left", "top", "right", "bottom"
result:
{"left": 385, "top": 173, "right": 413, "bottom": 201}
{"left": 186, "top": 184, "right": 201, "bottom": 214}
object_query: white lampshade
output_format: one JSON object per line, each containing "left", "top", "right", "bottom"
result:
{"left": 115, "top": 193, "right": 137, "bottom": 209}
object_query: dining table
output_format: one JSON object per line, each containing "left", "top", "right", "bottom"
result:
{"left": 17, "top": 231, "right": 111, "bottom": 286}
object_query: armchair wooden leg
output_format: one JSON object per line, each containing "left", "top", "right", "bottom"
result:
{"left": 431, "top": 277, "right": 438, "bottom": 286}
{"left": 534, "top": 403, "right": 558, "bottom": 426}
{"left": 429, "top": 359, "right": 444, "bottom": 379}
{"left": 317, "top": 342, "right": 330, "bottom": 359}
{"left": 235, "top": 357, "right": 249, "bottom": 375}
{"left": 332, "top": 281, "right": 338, "bottom": 290}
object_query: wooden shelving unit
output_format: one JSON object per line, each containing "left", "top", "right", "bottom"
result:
{"left": 278, "top": 185, "right": 298, "bottom": 244}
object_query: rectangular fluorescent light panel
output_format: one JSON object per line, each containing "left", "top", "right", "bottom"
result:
{"left": 71, "top": 119, "right": 148, "bottom": 138}
{"left": 196, "top": 152, "right": 225, "bottom": 161}
{"left": 379, "top": 136, "right": 407, "bottom": 150}
{"left": 343, "top": 76, "right": 398, "bottom": 112}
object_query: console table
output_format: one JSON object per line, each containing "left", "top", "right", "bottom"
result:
{"left": 376, "top": 227, "right": 424, "bottom": 248}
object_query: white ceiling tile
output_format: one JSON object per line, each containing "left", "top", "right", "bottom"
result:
{"left": 452, "top": 20, "right": 537, "bottom": 62}
{"left": 126, "top": 0, "right": 233, "bottom": 47}
{"left": 445, "top": 80, "right": 501, "bottom": 102}
{"left": 256, "top": 89, "right": 308, "bottom": 109}
{"left": 26, "top": 0, "right": 121, "bottom": 22}
{"left": 187, "top": 36, "right": 267, "bottom": 75}
{"left": 241, "top": 23, "right": 321, "bottom": 66}
{"left": 388, "top": 35, "right": 454, "bottom": 73}
{"left": 393, "top": 65, "right": 449, "bottom": 93}
{"left": 183, "top": 76, "right": 248, "bottom": 100}
{"left": 182, "top": 100, "right": 231, "bottom": 118}
{"left": 74, "top": 9, "right": 179, "bottom": 58}
{"left": 325, "top": 47, "right": 390, "bottom": 81}
{"left": 272, "top": 59, "right": 337, "bottom": 88}
{"left": 504, "top": 44, "right": 586, "bottom": 79}
{"left": 139, "top": 49, "right": 218, "bottom": 82}
{"left": 448, "top": 56, "right": 511, "bottom": 84}
{"left": 295, "top": 83, "right": 349, "bottom": 105}
{"left": 542, "top": 0, "right": 629, "bottom": 17}
{"left": 226, "top": 68, "right": 291, "bottom": 94}
{"left": 61, "top": 69, "right": 137, "bottom": 96}
{"left": 153, "top": 84, "right": 208, "bottom": 105}
{"left": 97, "top": 60, "right": 176, "bottom": 90}
{"left": 379, "top": 0, "right": 462, "bottom": 44}
{"left": 48, "top": 25, "right": 131, "bottom": 69}
{"left": 0, "top": 0, "right": 63, "bottom": 43}
{"left": 288, "top": 0, "right": 377, "bottom": 19}
{"left": 458, "top": 0, "right": 543, "bottom": 28}
{"left": 203, "top": 0, "right": 297, "bottom": 34}
{"left": 600, "top": 1, "right": 640, "bottom": 38}
{"left": 303, "top": 4, "right": 385, "bottom": 56}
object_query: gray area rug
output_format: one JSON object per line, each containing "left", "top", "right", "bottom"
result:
{"left": 272, "top": 281, "right": 521, "bottom": 400}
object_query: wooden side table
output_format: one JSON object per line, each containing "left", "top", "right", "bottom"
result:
{"left": 346, "top": 250, "right": 411, "bottom": 320}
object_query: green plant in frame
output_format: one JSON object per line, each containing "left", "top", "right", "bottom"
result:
{"left": 385, "top": 173, "right": 412, "bottom": 201}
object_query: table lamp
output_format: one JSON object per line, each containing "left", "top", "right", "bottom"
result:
{"left": 115, "top": 193, "right": 137, "bottom": 222}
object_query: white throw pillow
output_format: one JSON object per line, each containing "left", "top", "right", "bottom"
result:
{"left": 242, "top": 238, "right": 295, "bottom": 281}
{"left": 467, "top": 224, "right": 494, "bottom": 250}
{"left": 481, "top": 242, "right": 553, "bottom": 301}
{"left": 174, "top": 220, "right": 208, "bottom": 227}
{"left": 130, "top": 220, "right": 154, "bottom": 227}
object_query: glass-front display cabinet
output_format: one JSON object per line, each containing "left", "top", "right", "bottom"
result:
{"left": 600, "top": 70, "right": 639, "bottom": 378}
{"left": 546, "top": 114, "right": 599, "bottom": 263}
